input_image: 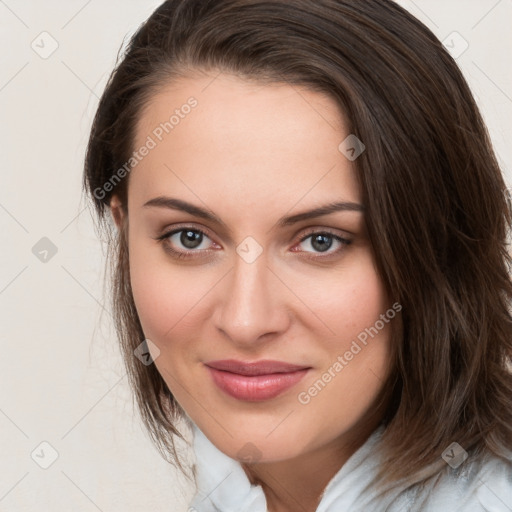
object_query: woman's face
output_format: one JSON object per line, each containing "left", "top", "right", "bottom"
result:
{"left": 116, "top": 71, "right": 395, "bottom": 463}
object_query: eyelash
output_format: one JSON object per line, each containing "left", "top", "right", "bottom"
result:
{"left": 154, "top": 226, "right": 352, "bottom": 261}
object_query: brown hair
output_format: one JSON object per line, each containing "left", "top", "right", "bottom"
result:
{"left": 83, "top": 0, "right": 512, "bottom": 492}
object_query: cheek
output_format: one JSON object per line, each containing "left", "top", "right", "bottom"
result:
{"left": 293, "top": 255, "right": 393, "bottom": 411}
{"left": 128, "top": 236, "right": 209, "bottom": 349}
{"left": 331, "top": 264, "right": 393, "bottom": 380}
{"left": 288, "top": 252, "right": 390, "bottom": 348}
{"left": 331, "top": 267, "right": 389, "bottom": 346}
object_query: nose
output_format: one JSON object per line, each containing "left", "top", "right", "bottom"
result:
{"left": 213, "top": 251, "right": 291, "bottom": 349}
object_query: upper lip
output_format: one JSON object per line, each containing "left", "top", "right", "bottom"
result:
{"left": 205, "top": 359, "right": 310, "bottom": 376}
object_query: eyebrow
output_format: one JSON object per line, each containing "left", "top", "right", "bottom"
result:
{"left": 142, "top": 196, "right": 364, "bottom": 229}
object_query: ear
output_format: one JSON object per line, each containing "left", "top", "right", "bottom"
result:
{"left": 109, "top": 194, "right": 126, "bottom": 229}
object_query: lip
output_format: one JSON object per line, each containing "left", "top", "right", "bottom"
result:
{"left": 204, "top": 359, "right": 311, "bottom": 401}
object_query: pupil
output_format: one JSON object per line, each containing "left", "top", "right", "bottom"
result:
{"left": 312, "top": 234, "right": 332, "bottom": 252}
{"left": 181, "top": 230, "right": 202, "bottom": 249}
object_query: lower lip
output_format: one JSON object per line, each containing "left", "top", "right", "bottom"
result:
{"left": 206, "top": 366, "right": 309, "bottom": 402}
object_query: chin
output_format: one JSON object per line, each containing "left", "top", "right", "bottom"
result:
{"left": 210, "top": 423, "right": 316, "bottom": 464}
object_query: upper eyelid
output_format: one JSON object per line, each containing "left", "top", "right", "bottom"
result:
{"left": 160, "top": 223, "right": 216, "bottom": 242}
{"left": 298, "top": 226, "right": 351, "bottom": 240}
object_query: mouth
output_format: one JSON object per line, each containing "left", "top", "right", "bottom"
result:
{"left": 204, "top": 359, "right": 311, "bottom": 402}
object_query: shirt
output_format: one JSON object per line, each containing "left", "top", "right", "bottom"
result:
{"left": 188, "top": 422, "right": 512, "bottom": 511}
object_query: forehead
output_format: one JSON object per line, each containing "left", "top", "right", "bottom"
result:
{"left": 129, "top": 72, "right": 361, "bottom": 209}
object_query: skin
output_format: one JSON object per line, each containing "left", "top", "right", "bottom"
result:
{"left": 110, "top": 71, "right": 395, "bottom": 512}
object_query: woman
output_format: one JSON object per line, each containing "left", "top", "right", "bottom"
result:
{"left": 83, "top": 0, "right": 512, "bottom": 510}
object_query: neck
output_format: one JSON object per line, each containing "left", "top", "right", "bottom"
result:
{"left": 241, "top": 415, "right": 383, "bottom": 512}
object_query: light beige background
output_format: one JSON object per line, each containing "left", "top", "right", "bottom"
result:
{"left": 0, "top": 1, "right": 511, "bottom": 511}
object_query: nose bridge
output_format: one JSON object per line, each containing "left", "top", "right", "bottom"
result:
{"left": 215, "top": 249, "right": 289, "bottom": 344}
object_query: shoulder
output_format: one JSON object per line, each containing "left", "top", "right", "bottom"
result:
{"left": 406, "top": 452, "right": 512, "bottom": 512}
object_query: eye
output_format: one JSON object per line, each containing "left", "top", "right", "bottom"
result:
{"left": 155, "top": 226, "right": 218, "bottom": 259}
{"left": 169, "top": 229, "right": 210, "bottom": 250}
{"left": 293, "top": 230, "right": 351, "bottom": 257}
